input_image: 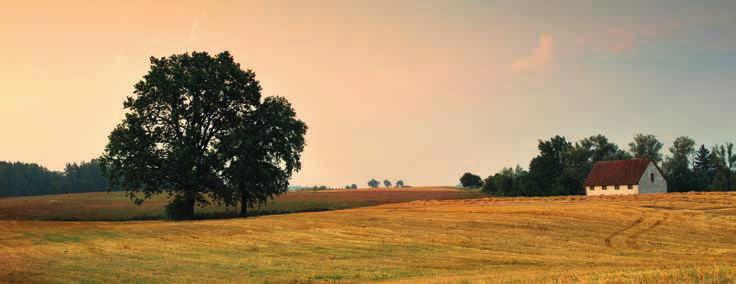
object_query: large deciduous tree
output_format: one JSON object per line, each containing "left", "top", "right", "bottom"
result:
{"left": 564, "top": 134, "right": 631, "bottom": 187}
{"left": 662, "top": 136, "right": 697, "bottom": 192}
{"left": 222, "top": 96, "right": 306, "bottom": 217}
{"left": 528, "top": 135, "right": 572, "bottom": 195}
{"left": 100, "top": 51, "right": 306, "bottom": 219}
{"left": 628, "top": 134, "right": 663, "bottom": 163}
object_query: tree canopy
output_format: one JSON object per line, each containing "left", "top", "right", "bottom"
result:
{"left": 383, "top": 179, "right": 392, "bottom": 188}
{"left": 222, "top": 96, "right": 306, "bottom": 217}
{"left": 396, "top": 180, "right": 404, "bottom": 188}
{"left": 367, "top": 179, "right": 380, "bottom": 188}
{"left": 629, "top": 134, "right": 663, "bottom": 163}
{"left": 0, "top": 160, "right": 109, "bottom": 197}
{"left": 713, "top": 143, "right": 736, "bottom": 190}
{"left": 663, "top": 136, "right": 696, "bottom": 192}
{"left": 459, "top": 172, "right": 483, "bottom": 188}
{"left": 100, "top": 51, "right": 306, "bottom": 219}
{"left": 481, "top": 133, "right": 735, "bottom": 197}
{"left": 693, "top": 145, "right": 717, "bottom": 188}
{"left": 527, "top": 135, "right": 575, "bottom": 196}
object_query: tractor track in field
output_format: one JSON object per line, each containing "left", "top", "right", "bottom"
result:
{"left": 605, "top": 216, "right": 644, "bottom": 248}
{"left": 604, "top": 213, "right": 669, "bottom": 250}
{"left": 626, "top": 214, "right": 669, "bottom": 249}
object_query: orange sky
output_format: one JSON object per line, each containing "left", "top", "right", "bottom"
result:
{"left": 2, "top": 1, "right": 735, "bottom": 186}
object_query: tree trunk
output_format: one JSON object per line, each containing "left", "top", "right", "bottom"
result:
{"left": 183, "top": 191, "right": 195, "bottom": 219}
{"left": 240, "top": 187, "right": 248, "bottom": 218}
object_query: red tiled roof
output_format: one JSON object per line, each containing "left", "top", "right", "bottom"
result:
{"left": 583, "top": 159, "right": 653, "bottom": 186}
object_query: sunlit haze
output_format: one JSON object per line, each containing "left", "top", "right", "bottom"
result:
{"left": 1, "top": 0, "right": 735, "bottom": 187}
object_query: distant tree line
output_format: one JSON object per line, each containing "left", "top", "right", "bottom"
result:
{"left": 0, "top": 159, "right": 111, "bottom": 197}
{"left": 460, "top": 134, "right": 735, "bottom": 196}
{"left": 290, "top": 185, "right": 333, "bottom": 191}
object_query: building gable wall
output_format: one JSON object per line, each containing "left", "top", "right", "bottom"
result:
{"left": 637, "top": 162, "right": 668, "bottom": 194}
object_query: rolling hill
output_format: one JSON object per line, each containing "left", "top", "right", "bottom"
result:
{"left": 1, "top": 189, "right": 735, "bottom": 282}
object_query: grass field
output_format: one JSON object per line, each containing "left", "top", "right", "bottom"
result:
{"left": 1, "top": 190, "right": 736, "bottom": 283}
{"left": 0, "top": 187, "right": 484, "bottom": 221}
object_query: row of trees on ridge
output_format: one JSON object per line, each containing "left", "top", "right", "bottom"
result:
{"left": 366, "top": 179, "right": 405, "bottom": 188}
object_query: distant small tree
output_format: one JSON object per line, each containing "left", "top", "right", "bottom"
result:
{"left": 383, "top": 179, "right": 392, "bottom": 188}
{"left": 459, "top": 172, "right": 483, "bottom": 188}
{"left": 351, "top": 184, "right": 358, "bottom": 189}
{"left": 396, "top": 180, "right": 404, "bottom": 188}
{"left": 368, "top": 179, "right": 380, "bottom": 188}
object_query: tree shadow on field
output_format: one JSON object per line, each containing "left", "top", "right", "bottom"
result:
{"left": 187, "top": 208, "right": 332, "bottom": 221}
{"left": 45, "top": 207, "right": 333, "bottom": 222}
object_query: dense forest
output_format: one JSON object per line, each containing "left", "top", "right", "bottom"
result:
{"left": 461, "top": 134, "right": 735, "bottom": 196}
{"left": 0, "top": 160, "right": 110, "bottom": 197}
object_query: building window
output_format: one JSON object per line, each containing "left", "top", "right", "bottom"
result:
{"left": 627, "top": 185, "right": 633, "bottom": 190}
{"left": 589, "top": 186, "right": 594, "bottom": 191}
{"left": 614, "top": 185, "right": 620, "bottom": 190}
{"left": 602, "top": 186, "right": 607, "bottom": 190}
{"left": 650, "top": 173, "right": 655, "bottom": 183}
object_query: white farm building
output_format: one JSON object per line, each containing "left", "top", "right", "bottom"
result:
{"left": 584, "top": 159, "right": 667, "bottom": 196}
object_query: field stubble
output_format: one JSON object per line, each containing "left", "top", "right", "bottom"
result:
{"left": 1, "top": 190, "right": 735, "bottom": 283}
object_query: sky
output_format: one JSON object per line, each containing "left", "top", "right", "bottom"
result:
{"left": 1, "top": 0, "right": 735, "bottom": 187}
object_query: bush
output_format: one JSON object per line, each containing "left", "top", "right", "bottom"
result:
{"left": 165, "top": 196, "right": 192, "bottom": 220}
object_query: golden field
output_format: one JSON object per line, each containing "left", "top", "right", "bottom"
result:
{"left": 0, "top": 187, "right": 483, "bottom": 221}
{"left": 1, "top": 189, "right": 736, "bottom": 283}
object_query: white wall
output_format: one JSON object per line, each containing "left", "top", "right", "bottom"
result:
{"left": 637, "top": 161, "right": 668, "bottom": 194}
{"left": 586, "top": 185, "right": 639, "bottom": 196}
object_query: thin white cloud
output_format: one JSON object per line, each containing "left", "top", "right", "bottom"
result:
{"left": 511, "top": 35, "right": 553, "bottom": 73}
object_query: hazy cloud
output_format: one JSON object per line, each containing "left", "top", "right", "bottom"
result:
{"left": 604, "top": 27, "right": 635, "bottom": 54}
{"left": 511, "top": 35, "right": 553, "bottom": 73}
{"left": 575, "top": 25, "right": 658, "bottom": 55}
{"left": 189, "top": 16, "right": 201, "bottom": 42}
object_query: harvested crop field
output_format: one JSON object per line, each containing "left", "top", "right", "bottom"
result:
{"left": 1, "top": 191, "right": 736, "bottom": 282}
{"left": 0, "top": 187, "right": 483, "bottom": 221}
